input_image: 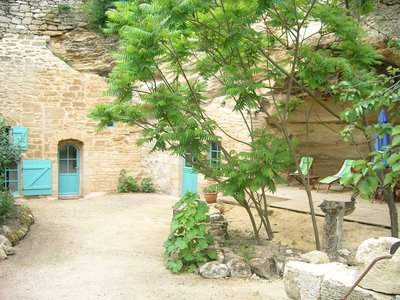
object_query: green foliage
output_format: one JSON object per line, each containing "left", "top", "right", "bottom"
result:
{"left": 90, "top": 0, "right": 389, "bottom": 243}
{"left": 117, "top": 169, "right": 138, "bottom": 193}
{"left": 163, "top": 192, "right": 217, "bottom": 273}
{"left": 0, "top": 116, "right": 21, "bottom": 189}
{"left": 0, "top": 191, "right": 15, "bottom": 222}
{"left": 203, "top": 185, "right": 218, "bottom": 193}
{"left": 57, "top": 4, "right": 71, "bottom": 14}
{"left": 140, "top": 177, "right": 154, "bottom": 193}
{"left": 81, "top": 0, "right": 117, "bottom": 31}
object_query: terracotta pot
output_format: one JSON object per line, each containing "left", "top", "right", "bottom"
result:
{"left": 203, "top": 192, "right": 218, "bottom": 204}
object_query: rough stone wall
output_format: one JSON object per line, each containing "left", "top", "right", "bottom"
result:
{"left": 0, "top": 34, "right": 144, "bottom": 196}
{"left": 0, "top": 0, "right": 82, "bottom": 37}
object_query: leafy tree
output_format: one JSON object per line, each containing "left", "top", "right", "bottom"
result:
{"left": 0, "top": 116, "right": 21, "bottom": 191}
{"left": 338, "top": 67, "right": 400, "bottom": 237}
{"left": 91, "top": 0, "right": 392, "bottom": 246}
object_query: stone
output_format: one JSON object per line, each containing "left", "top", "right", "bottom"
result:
{"left": 320, "top": 266, "right": 393, "bottom": 300}
{"left": 301, "top": 250, "right": 330, "bottom": 264}
{"left": 3, "top": 225, "right": 27, "bottom": 246}
{"left": 0, "top": 235, "right": 12, "bottom": 248}
{"left": 355, "top": 237, "right": 400, "bottom": 265}
{"left": 355, "top": 237, "right": 400, "bottom": 294}
{"left": 250, "top": 257, "right": 279, "bottom": 279}
{"left": 0, "top": 247, "right": 7, "bottom": 260}
{"left": 284, "top": 261, "right": 346, "bottom": 300}
{"left": 198, "top": 261, "right": 230, "bottom": 278}
{"left": 0, "top": 235, "right": 14, "bottom": 255}
{"left": 226, "top": 257, "right": 252, "bottom": 278}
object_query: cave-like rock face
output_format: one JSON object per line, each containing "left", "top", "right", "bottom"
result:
{"left": 49, "top": 28, "right": 118, "bottom": 76}
{"left": 362, "top": 1, "right": 400, "bottom": 67}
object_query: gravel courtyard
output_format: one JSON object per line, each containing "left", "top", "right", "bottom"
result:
{"left": 0, "top": 193, "right": 285, "bottom": 300}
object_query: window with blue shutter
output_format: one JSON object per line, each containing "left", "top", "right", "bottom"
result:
{"left": 13, "top": 127, "right": 28, "bottom": 150}
{"left": 22, "top": 160, "right": 52, "bottom": 196}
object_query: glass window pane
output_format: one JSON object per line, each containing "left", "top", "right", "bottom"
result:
{"left": 8, "top": 161, "right": 17, "bottom": 169}
{"left": 69, "top": 146, "right": 77, "bottom": 159}
{"left": 68, "top": 160, "right": 77, "bottom": 173}
{"left": 185, "top": 152, "right": 193, "bottom": 167}
{"left": 59, "top": 160, "right": 68, "bottom": 173}
{"left": 59, "top": 145, "right": 67, "bottom": 158}
{"left": 6, "top": 182, "right": 17, "bottom": 192}
{"left": 8, "top": 170, "right": 17, "bottom": 181}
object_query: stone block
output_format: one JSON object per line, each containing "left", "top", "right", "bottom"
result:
{"left": 356, "top": 237, "right": 400, "bottom": 294}
{"left": 284, "top": 261, "right": 346, "bottom": 300}
{"left": 320, "top": 266, "right": 393, "bottom": 300}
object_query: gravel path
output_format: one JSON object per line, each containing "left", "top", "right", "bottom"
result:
{"left": 0, "top": 193, "right": 285, "bottom": 300}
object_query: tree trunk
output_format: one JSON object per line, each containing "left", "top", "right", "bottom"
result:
{"left": 384, "top": 187, "right": 399, "bottom": 238}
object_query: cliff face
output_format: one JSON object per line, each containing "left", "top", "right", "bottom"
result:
{"left": 0, "top": 0, "right": 116, "bottom": 76}
{"left": 1, "top": 1, "right": 399, "bottom": 179}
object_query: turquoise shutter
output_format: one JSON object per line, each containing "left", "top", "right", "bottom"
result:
{"left": 13, "top": 127, "right": 28, "bottom": 150}
{"left": 22, "top": 160, "right": 52, "bottom": 196}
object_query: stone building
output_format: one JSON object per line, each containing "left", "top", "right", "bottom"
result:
{"left": 1, "top": 0, "right": 399, "bottom": 198}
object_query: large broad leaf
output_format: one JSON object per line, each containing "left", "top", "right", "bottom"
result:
{"left": 358, "top": 176, "right": 378, "bottom": 199}
{"left": 392, "top": 125, "right": 400, "bottom": 136}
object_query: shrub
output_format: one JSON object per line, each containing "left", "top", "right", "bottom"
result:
{"left": 117, "top": 169, "right": 138, "bottom": 193}
{"left": 203, "top": 185, "right": 218, "bottom": 193}
{"left": 81, "top": 0, "right": 116, "bottom": 31}
{"left": 0, "top": 191, "right": 15, "bottom": 222}
{"left": 140, "top": 177, "right": 154, "bottom": 193}
{"left": 163, "top": 192, "right": 217, "bottom": 273}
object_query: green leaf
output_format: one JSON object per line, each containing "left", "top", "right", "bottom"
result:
{"left": 384, "top": 172, "right": 394, "bottom": 186}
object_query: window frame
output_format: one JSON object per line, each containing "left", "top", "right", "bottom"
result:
{"left": 4, "top": 161, "right": 20, "bottom": 196}
{"left": 209, "top": 141, "right": 221, "bottom": 165}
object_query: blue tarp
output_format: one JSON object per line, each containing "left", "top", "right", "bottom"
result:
{"left": 375, "top": 109, "right": 391, "bottom": 151}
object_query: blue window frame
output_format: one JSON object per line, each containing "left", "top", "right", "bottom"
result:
{"left": 107, "top": 122, "right": 116, "bottom": 128}
{"left": 4, "top": 161, "right": 20, "bottom": 196}
{"left": 209, "top": 142, "right": 221, "bottom": 165}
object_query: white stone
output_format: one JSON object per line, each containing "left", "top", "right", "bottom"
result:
{"left": 301, "top": 250, "right": 330, "bottom": 264}
{"left": 226, "top": 257, "right": 252, "bottom": 278}
{"left": 0, "top": 235, "right": 12, "bottom": 248}
{"left": 356, "top": 237, "right": 400, "bottom": 265}
{"left": 321, "top": 266, "right": 393, "bottom": 300}
{"left": 356, "top": 237, "right": 400, "bottom": 294}
{"left": 0, "top": 247, "right": 7, "bottom": 260}
{"left": 284, "top": 261, "right": 346, "bottom": 300}
{"left": 198, "top": 261, "right": 230, "bottom": 278}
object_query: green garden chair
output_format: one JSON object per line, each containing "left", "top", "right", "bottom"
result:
{"left": 317, "top": 159, "right": 355, "bottom": 193}
{"left": 288, "top": 156, "right": 314, "bottom": 185}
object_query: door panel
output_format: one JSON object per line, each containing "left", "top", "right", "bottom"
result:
{"left": 182, "top": 151, "right": 198, "bottom": 195}
{"left": 58, "top": 144, "right": 80, "bottom": 195}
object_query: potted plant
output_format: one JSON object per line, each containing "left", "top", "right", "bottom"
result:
{"left": 203, "top": 185, "right": 218, "bottom": 204}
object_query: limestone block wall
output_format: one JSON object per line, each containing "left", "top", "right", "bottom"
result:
{"left": 0, "top": 34, "right": 144, "bottom": 197}
{"left": 0, "top": 0, "right": 82, "bottom": 37}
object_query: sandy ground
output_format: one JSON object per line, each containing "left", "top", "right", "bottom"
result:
{"left": 0, "top": 193, "right": 286, "bottom": 300}
{"left": 224, "top": 204, "right": 390, "bottom": 253}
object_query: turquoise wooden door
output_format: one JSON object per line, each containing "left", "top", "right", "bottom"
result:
{"left": 22, "top": 160, "right": 52, "bottom": 196}
{"left": 182, "top": 151, "right": 198, "bottom": 195}
{"left": 58, "top": 144, "right": 80, "bottom": 195}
